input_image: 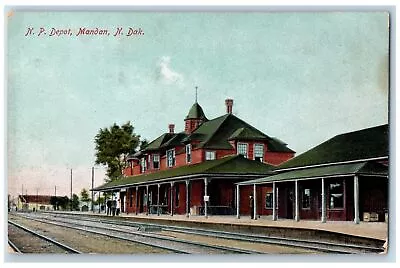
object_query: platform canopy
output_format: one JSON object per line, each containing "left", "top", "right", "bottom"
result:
{"left": 237, "top": 161, "right": 388, "bottom": 185}
{"left": 92, "top": 154, "right": 274, "bottom": 192}
{"left": 277, "top": 124, "right": 388, "bottom": 170}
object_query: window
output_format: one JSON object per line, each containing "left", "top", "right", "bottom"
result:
{"left": 265, "top": 192, "right": 273, "bottom": 209}
{"left": 186, "top": 144, "right": 192, "bottom": 163}
{"left": 205, "top": 151, "right": 216, "bottom": 161}
{"left": 329, "top": 182, "right": 344, "bottom": 209}
{"left": 237, "top": 142, "right": 248, "bottom": 158}
{"left": 140, "top": 157, "right": 147, "bottom": 173}
{"left": 302, "top": 189, "right": 311, "bottom": 209}
{"left": 152, "top": 154, "right": 160, "bottom": 169}
{"left": 166, "top": 149, "right": 175, "bottom": 167}
{"left": 254, "top": 144, "right": 264, "bottom": 162}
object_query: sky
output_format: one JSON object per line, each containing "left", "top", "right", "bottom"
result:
{"left": 6, "top": 11, "right": 389, "bottom": 199}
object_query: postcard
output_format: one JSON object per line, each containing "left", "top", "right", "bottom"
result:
{"left": 6, "top": 8, "right": 390, "bottom": 261}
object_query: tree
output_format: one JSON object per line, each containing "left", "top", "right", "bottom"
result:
{"left": 94, "top": 121, "right": 141, "bottom": 182}
{"left": 140, "top": 139, "right": 149, "bottom": 150}
{"left": 59, "top": 196, "right": 69, "bottom": 210}
{"left": 50, "top": 196, "right": 58, "bottom": 210}
{"left": 50, "top": 196, "right": 70, "bottom": 210}
{"left": 80, "top": 188, "right": 90, "bottom": 203}
{"left": 71, "top": 194, "right": 80, "bottom": 211}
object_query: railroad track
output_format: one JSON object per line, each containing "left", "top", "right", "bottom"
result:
{"left": 8, "top": 220, "right": 82, "bottom": 254}
{"left": 11, "top": 213, "right": 263, "bottom": 254}
{"left": 37, "top": 211, "right": 385, "bottom": 254}
{"left": 8, "top": 239, "right": 22, "bottom": 253}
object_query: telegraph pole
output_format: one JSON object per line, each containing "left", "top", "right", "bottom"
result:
{"left": 36, "top": 188, "right": 38, "bottom": 212}
{"left": 54, "top": 185, "right": 57, "bottom": 211}
{"left": 91, "top": 167, "right": 94, "bottom": 212}
{"left": 70, "top": 169, "right": 73, "bottom": 211}
{"left": 21, "top": 184, "right": 24, "bottom": 208}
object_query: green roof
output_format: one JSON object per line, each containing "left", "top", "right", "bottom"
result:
{"left": 144, "top": 133, "right": 176, "bottom": 151}
{"left": 193, "top": 113, "right": 294, "bottom": 152}
{"left": 186, "top": 102, "right": 208, "bottom": 120}
{"left": 93, "top": 155, "right": 274, "bottom": 191}
{"left": 141, "top": 105, "right": 294, "bottom": 154}
{"left": 239, "top": 161, "right": 388, "bottom": 185}
{"left": 161, "top": 132, "right": 187, "bottom": 148}
{"left": 277, "top": 124, "right": 389, "bottom": 169}
{"left": 140, "top": 132, "right": 188, "bottom": 153}
{"left": 228, "top": 127, "right": 269, "bottom": 141}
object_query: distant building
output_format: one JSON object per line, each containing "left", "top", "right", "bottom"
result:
{"left": 17, "top": 195, "right": 55, "bottom": 211}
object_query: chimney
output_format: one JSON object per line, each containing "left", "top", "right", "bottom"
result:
{"left": 168, "top": 124, "right": 175, "bottom": 134}
{"left": 225, "top": 99, "right": 234, "bottom": 114}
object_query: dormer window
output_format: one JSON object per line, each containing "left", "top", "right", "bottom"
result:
{"left": 237, "top": 142, "right": 248, "bottom": 158}
{"left": 152, "top": 154, "right": 160, "bottom": 169}
{"left": 166, "top": 149, "right": 175, "bottom": 167}
{"left": 186, "top": 144, "right": 192, "bottom": 163}
{"left": 254, "top": 143, "right": 264, "bottom": 162}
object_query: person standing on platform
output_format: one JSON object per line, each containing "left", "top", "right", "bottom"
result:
{"left": 111, "top": 198, "right": 117, "bottom": 216}
{"left": 116, "top": 198, "right": 120, "bottom": 216}
{"left": 106, "top": 199, "right": 111, "bottom": 216}
{"left": 249, "top": 195, "right": 254, "bottom": 219}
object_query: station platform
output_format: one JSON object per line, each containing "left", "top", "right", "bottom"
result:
{"left": 52, "top": 211, "right": 389, "bottom": 242}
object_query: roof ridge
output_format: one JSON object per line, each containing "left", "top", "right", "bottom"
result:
{"left": 161, "top": 132, "right": 186, "bottom": 148}
{"left": 144, "top": 133, "right": 168, "bottom": 147}
{"left": 333, "top": 124, "right": 388, "bottom": 139}
{"left": 228, "top": 114, "right": 271, "bottom": 139}
{"left": 199, "top": 113, "right": 231, "bottom": 147}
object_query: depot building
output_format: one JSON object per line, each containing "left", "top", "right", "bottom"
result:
{"left": 92, "top": 99, "right": 388, "bottom": 223}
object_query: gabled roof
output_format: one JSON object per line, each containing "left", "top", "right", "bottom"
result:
{"left": 140, "top": 132, "right": 188, "bottom": 154}
{"left": 189, "top": 113, "right": 230, "bottom": 148}
{"left": 141, "top": 107, "right": 294, "bottom": 154}
{"left": 93, "top": 155, "right": 274, "bottom": 191}
{"left": 191, "top": 113, "right": 294, "bottom": 152}
{"left": 186, "top": 102, "right": 208, "bottom": 121}
{"left": 161, "top": 132, "right": 187, "bottom": 149}
{"left": 277, "top": 124, "right": 389, "bottom": 170}
{"left": 144, "top": 133, "right": 176, "bottom": 151}
{"left": 228, "top": 127, "right": 269, "bottom": 141}
{"left": 238, "top": 161, "right": 388, "bottom": 185}
{"left": 268, "top": 137, "right": 292, "bottom": 152}
{"left": 19, "top": 195, "right": 53, "bottom": 204}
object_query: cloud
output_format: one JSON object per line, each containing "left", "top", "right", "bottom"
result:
{"left": 157, "top": 56, "right": 183, "bottom": 85}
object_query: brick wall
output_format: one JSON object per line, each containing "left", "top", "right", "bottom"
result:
{"left": 265, "top": 152, "right": 295, "bottom": 166}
